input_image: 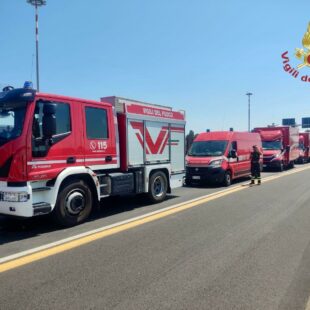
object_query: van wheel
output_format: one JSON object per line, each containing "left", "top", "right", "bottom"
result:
{"left": 148, "top": 171, "right": 168, "bottom": 203}
{"left": 279, "top": 162, "right": 284, "bottom": 172}
{"left": 185, "top": 178, "right": 192, "bottom": 186}
{"left": 290, "top": 161, "right": 295, "bottom": 169}
{"left": 223, "top": 171, "right": 232, "bottom": 187}
{"left": 53, "top": 180, "right": 93, "bottom": 227}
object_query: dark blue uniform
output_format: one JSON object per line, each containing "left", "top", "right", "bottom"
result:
{"left": 250, "top": 150, "right": 261, "bottom": 184}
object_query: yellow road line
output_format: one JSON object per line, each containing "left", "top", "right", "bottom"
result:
{"left": 0, "top": 165, "right": 310, "bottom": 273}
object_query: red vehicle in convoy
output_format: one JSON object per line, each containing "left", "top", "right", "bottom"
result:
{"left": 296, "top": 132, "right": 310, "bottom": 163}
{"left": 185, "top": 131, "right": 262, "bottom": 186}
{"left": 0, "top": 85, "right": 186, "bottom": 226}
{"left": 253, "top": 126, "right": 299, "bottom": 171}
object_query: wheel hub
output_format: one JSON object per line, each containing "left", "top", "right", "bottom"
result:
{"left": 65, "top": 191, "right": 85, "bottom": 215}
{"left": 153, "top": 176, "right": 164, "bottom": 197}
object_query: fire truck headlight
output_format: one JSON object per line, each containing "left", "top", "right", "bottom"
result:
{"left": 18, "top": 192, "right": 29, "bottom": 202}
{"left": 2, "top": 191, "right": 29, "bottom": 202}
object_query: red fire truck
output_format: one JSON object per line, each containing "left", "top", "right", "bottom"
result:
{"left": 0, "top": 85, "right": 185, "bottom": 226}
{"left": 253, "top": 126, "right": 299, "bottom": 171}
{"left": 296, "top": 132, "right": 310, "bottom": 163}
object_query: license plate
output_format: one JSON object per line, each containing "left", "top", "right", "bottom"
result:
{"left": 192, "top": 176, "right": 201, "bottom": 180}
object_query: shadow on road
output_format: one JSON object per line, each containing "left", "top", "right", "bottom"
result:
{"left": 184, "top": 175, "right": 252, "bottom": 188}
{"left": 0, "top": 172, "right": 275, "bottom": 246}
{"left": 0, "top": 194, "right": 179, "bottom": 246}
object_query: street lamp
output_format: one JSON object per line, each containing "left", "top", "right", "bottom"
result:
{"left": 27, "top": 0, "right": 46, "bottom": 91}
{"left": 246, "top": 92, "right": 253, "bottom": 132}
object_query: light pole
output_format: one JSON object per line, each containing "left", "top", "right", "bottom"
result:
{"left": 27, "top": 0, "right": 46, "bottom": 91}
{"left": 246, "top": 92, "right": 253, "bottom": 132}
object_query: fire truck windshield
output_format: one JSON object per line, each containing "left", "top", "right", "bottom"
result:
{"left": 262, "top": 141, "right": 282, "bottom": 150}
{"left": 0, "top": 104, "right": 27, "bottom": 146}
{"left": 188, "top": 140, "right": 228, "bottom": 157}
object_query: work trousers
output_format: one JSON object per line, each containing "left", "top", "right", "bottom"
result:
{"left": 251, "top": 163, "right": 261, "bottom": 180}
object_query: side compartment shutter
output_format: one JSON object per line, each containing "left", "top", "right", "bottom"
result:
{"left": 145, "top": 121, "right": 169, "bottom": 163}
{"left": 170, "top": 125, "right": 185, "bottom": 173}
{"left": 127, "top": 119, "right": 144, "bottom": 166}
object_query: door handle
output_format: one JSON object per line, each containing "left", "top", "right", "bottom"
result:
{"left": 67, "top": 157, "right": 76, "bottom": 164}
{"left": 105, "top": 156, "right": 112, "bottom": 162}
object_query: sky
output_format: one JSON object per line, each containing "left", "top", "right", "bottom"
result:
{"left": 0, "top": 0, "right": 309, "bottom": 133}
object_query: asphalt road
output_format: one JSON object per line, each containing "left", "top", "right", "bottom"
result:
{"left": 1, "top": 166, "right": 310, "bottom": 309}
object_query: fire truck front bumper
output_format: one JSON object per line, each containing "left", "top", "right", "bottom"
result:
{"left": 0, "top": 182, "right": 34, "bottom": 217}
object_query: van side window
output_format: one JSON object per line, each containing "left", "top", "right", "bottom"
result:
{"left": 32, "top": 101, "right": 71, "bottom": 157}
{"left": 231, "top": 141, "right": 237, "bottom": 151}
{"left": 85, "top": 107, "right": 108, "bottom": 139}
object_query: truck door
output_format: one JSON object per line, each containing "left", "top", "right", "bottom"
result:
{"left": 28, "top": 99, "right": 80, "bottom": 180}
{"left": 83, "top": 104, "right": 118, "bottom": 170}
{"left": 228, "top": 141, "right": 240, "bottom": 177}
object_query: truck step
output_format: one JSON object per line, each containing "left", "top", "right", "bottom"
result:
{"left": 33, "top": 202, "right": 52, "bottom": 216}
{"left": 32, "top": 187, "right": 52, "bottom": 192}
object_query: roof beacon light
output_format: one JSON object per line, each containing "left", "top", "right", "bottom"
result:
{"left": 24, "top": 81, "right": 33, "bottom": 89}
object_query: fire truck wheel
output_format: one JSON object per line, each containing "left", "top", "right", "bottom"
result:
{"left": 53, "top": 180, "right": 92, "bottom": 227}
{"left": 148, "top": 171, "right": 168, "bottom": 203}
{"left": 223, "top": 171, "right": 232, "bottom": 187}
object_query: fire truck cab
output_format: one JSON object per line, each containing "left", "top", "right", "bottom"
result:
{"left": 0, "top": 85, "right": 185, "bottom": 226}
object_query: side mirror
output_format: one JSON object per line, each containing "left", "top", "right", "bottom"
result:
{"left": 42, "top": 103, "right": 56, "bottom": 139}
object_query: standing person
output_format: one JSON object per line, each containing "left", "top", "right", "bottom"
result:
{"left": 250, "top": 145, "right": 262, "bottom": 185}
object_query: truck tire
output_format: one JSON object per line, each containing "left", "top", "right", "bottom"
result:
{"left": 148, "top": 171, "right": 168, "bottom": 203}
{"left": 223, "top": 171, "right": 232, "bottom": 187}
{"left": 53, "top": 180, "right": 93, "bottom": 227}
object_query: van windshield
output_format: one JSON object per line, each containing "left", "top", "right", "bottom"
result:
{"left": 188, "top": 140, "right": 228, "bottom": 157}
{"left": 0, "top": 104, "right": 27, "bottom": 147}
{"left": 262, "top": 141, "right": 282, "bottom": 150}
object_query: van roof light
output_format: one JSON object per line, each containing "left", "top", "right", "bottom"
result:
{"left": 24, "top": 81, "right": 33, "bottom": 89}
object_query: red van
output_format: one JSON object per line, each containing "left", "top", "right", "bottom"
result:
{"left": 185, "top": 131, "right": 262, "bottom": 186}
